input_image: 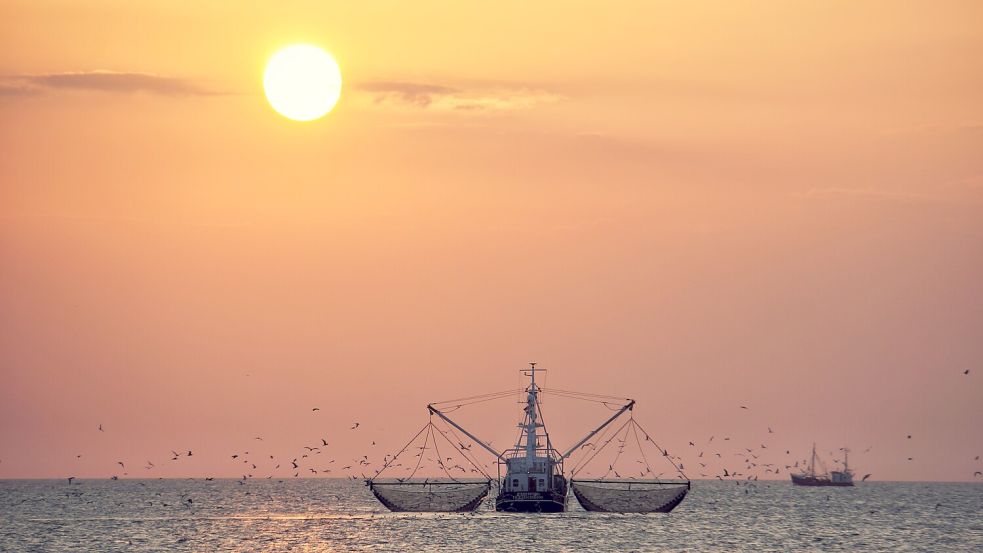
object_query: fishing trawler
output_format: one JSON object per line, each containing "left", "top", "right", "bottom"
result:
{"left": 791, "top": 443, "right": 854, "bottom": 487}
{"left": 368, "top": 363, "right": 690, "bottom": 513}
{"left": 447, "top": 364, "right": 575, "bottom": 512}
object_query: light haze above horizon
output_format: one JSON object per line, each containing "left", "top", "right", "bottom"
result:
{"left": 0, "top": 1, "right": 981, "bottom": 482}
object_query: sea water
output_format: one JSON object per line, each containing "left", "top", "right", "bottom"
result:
{"left": 1, "top": 479, "right": 981, "bottom": 552}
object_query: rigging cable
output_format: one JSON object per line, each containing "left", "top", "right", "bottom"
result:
{"left": 431, "top": 420, "right": 493, "bottom": 480}
{"left": 601, "top": 425, "right": 630, "bottom": 478}
{"left": 429, "top": 389, "right": 523, "bottom": 408}
{"left": 428, "top": 420, "right": 457, "bottom": 482}
{"left": 540, "top": 387, "right": 632, "bottom": 402}
{"left": 629, "top": 417, "right": 689, "bottom": 481}
{"left": 371, "top": 421, "right": 431, "bottom": 480}
{"left": 568, "top": 411, "right": 626, "bottom": 476}
{"left": 569, "top": 417, "right": 632, "bottom": 477}
{"left": 629, "top": 417, "right": 654, "bottom": 477}
{"left": 405, "top": 422, "right": 433, "bottom": 480}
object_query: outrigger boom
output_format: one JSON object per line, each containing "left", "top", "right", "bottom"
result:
{"left": 560, "top": 399, "right": 635, "bottom": 459}
{"left": 427, "top": 404, "right": 505, "bottom": 461}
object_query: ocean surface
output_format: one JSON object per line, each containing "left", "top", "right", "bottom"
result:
{"left": 1, "top": 479, "right": 981, "bottom": 552}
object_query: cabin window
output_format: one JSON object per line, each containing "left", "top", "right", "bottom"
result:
{"left": 512, "top": 479, "right": 519, "bottom": 489}
{"left": 538, "top": 479, "right": 545, "bottom": 489}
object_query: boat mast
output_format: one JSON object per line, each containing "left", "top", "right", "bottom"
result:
{"left": 843, "top": 448, "right": 850, "bottom": 472}
{"left": 810, "top": 443, "right": 817, "bottom": 476}
{"left": 524, "top": 363, "right": 541, "bottom": 459}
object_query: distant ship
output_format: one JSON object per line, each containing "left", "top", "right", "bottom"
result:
{"left": 791, "top": 443, "right": 854, "bottom": 487}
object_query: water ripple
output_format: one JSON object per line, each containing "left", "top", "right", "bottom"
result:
{"left": 1, "top": 479, "right": 981, "bottom": 552}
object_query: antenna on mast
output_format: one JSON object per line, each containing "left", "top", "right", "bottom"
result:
{"left": 522, "top": 362, "right": 545, "bottom": 390}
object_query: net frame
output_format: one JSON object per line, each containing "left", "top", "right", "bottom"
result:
{"left": 570, "top": 479, "right": 690, "bottom": 513}
{"left": 566, "top": 414, "right": 691, "bottom": 513}
{"left": 368, "top": 480, "right": 492, "bottom": 512}
{"left": 367, "top": 417, "right": 493, "bottom": 512}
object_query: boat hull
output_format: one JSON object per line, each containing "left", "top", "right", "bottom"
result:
{"left": 790, "top": 474, "right": 854, "bottom": 487}
{"left": 495, "top": 491, "right": 566, "bottom": 512}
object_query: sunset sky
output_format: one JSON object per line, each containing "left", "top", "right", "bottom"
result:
{"left": 1, "top": 1, "right": 981, "bottom": 482}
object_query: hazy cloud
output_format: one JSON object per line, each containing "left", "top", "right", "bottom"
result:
{"left": 1, "top": 70, "right": 217, "bottom": 96}
{"left": 356, "top": 82, "right": 459, "bottom": 107}
{"left": 0, "top": 82, "right": 38, "bottom": 96}
{"left": 354, "top": 80, "right": 560, "bottom": 112}
{"left": 802, "top": 187, "right": 937, "bottom": 204}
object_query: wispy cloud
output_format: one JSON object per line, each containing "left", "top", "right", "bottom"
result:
{"left": 1, "top": 70, "right": 218, "bottom": 96}
{"left": 0, "top": 82, "right": 38, "bottom": 96}
{"left": 802, "top": 187, "right": 937, "bottom": 204}
{"left": 355, "top": 82, "right": 458, "bottom": 107}
{"left": 354, "top": 80, "right": 560, "bottom": 112}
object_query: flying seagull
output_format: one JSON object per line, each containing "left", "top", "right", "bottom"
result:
{"left": 862, "top": 474, "right": 872, "bottom": 481}
{"left": 312, "top": 408, "right": 320, "bottom": 412}
{"left": 351, "top": 423, "right": 360, "bottom": 430}
{"left": 98, "top": 424, "right": 104, "bottom": 432}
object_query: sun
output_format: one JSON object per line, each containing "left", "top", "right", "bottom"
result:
{"left": 264, "top": 45, "right": 342, "bottom": 122}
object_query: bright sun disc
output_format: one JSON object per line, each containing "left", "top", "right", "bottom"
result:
{"left": 264, "top": 45, "right": 342, "bottom": 121}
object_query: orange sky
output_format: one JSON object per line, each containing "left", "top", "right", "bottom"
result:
{"left": 1, "top": 1, "right": 981, "bottom": 481}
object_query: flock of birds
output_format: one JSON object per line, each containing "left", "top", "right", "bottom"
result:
{"left": 597, "top": 369, "right": 980, "bottom": 486}
{"left": 2, "top": 372, "right": 973, "bottom": 550}
{"left": 5, "top": 369, "right": 977, "bottom": 490}
{"left": 72, "top": 414, "right": 382, "bottom": 485}
{"left": 387, "top": 369, "right": 982, "bottom": 488}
